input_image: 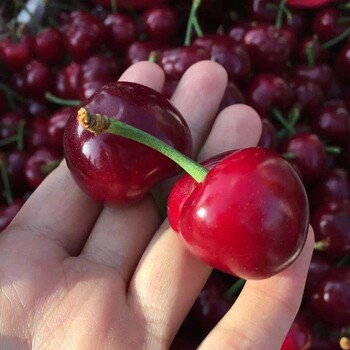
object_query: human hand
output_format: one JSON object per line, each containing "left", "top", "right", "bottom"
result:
{"left": 0, "top": 61, "right": 314, "bottom": 350}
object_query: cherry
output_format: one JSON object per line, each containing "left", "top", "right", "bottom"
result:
{"left": 227, "top": 23, "right": 250, "bottom": 44}
{"left": 312, "top": 7, "right": 348, "bottom": 42}
{"left": 258, "top": 118, "right": 278, "bottom": 151}
{"left": 0, "top": 36, "right": 34, "bottom": 70}
{"left": 26, "top": 117, "right": 49, "bottom": 151}
{"left": 0, "top": 112, "right": 25, "bottom": 141}
{"left": 142, "top": 5, "right": 179, "bottom": 43}
{"left": 310, "top": 168, "right": 350, "bottom": 207}
{"left": 34, "top": 27, "right": 65, "bottom": 64}
{"left": 311, "top": 103, "right": 350, "bottom": 145}
{"left": 5, "top": 149, "right": 30, "bottom": 193}
{"left": 25, "top": 148, "right": 61, "bottom": 189}
{"left": 168, "top": 147, "right": 309, "bottom": 279}
{"left": 9, "top": 73, "right": 26, "bottom": 96}
{"left": 243, "top": 24, "right": 291, "bottom": 72}
{"left": 170, "top": 335, "right": 199, "bottom": 350}
{"left": 64, "top": 82, "right": 192, "bottom": 204}
{"left": 335, "top": 42, "right": 350, "bottom": 83}
{"left": 280, "top": 314, "right": 312, "bottom": 350}
{"left": 246, "top": 73, "right": 294, "bottom": 118}
{"left": 78, "top": 55, "right": 120, "bottom": 101}
{"left": 92, "top": 0, "right": 167, "bottom": 10}
{"left": 311, "top": 200, "right": 350, "bottom": 259}
{"left": 296, "top": 36, "right": 329, "bottom": 65}
{"left": 218, "top": 81, "right": 246, "bottom": 113}
{"left": 293, "top": 64, "right": 333, "bottom": 92}
{"left": 104, "top": 13, "right": 137, "bottom": 54}
{"left": 0, "top": 199, "right": 24, "bottom": 232}
{"left": 63, "top": 11, "right": 105, "bottom": 62}
{"left": 309, "top": 267, "right": 350, "bottom": 328}
{"left": 158, "top": 46, "right": 210, "bottom": 80}
{"left": 124, "top": 40, "right": 167, "bottom": 67}
{"left": 23, "top": 60, "right": 53, "bottom": 99}
{"left": 0, "top": 92, "right": 8, "bottom": 114}
{"left": 246, "top": 0, "right": 279, "bottom": 23}
{"left": 24, "top": 99, "right": 52, "bottom": 119}
{"left": 281, "top": 132, "right": 326, "bottom": 184}
{"left": 54, "top": 62, "right": 81, "bottom": 100}
{"left": 161, "top": 79, "right": 178, "bottom": 99}
{"left": 48, "top": 107, "right": 74, "bottom": 151}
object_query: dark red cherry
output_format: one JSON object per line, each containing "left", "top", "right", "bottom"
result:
{"left": 258, "top": 118, "right": 278, "bottom": 151}
{"left": 26, "top": 117, "right": 49, "bottom": 151}
{"left": 64, "top": 82, "right": 192, "bottom": 204}
{"left": 170, "top": 335, "right": 198, "bottom": 350}
{"left": 54, "top": 62, "right": 81, "bottom": 100}
{"left": 297, "top": 36, "right": 329, "bottom": 65}
{"left": 0, "top": 199, "right": 25, "bottom": 232}
{"left": 227, "top": 23, "right": 250, "bottom": 44}
{"left": 0, "top": 36, "right": 33, "bottom": 70}
{"left": 161, "top": 79, "right": 178, "bottom": 99}
{"left": 246, "top": 73, "right": 294, "bottom": 118}
{"left": 124, "top": 40, "right": 166, "bottom": 67}
{"left": 0, "top": 92, "right": 8, "bottom": 114}
{"left": 280, "top": 314, "right": 312, "bottom": 350}
{"left": 64, "top": 11, "right": 105, "bottom": 62}
{"left": 78, "top": 55, "right": 120, "bottom": 101}
{"left": 281, "top": 132, "right": 326, "bottom": 184}
{"left": 293, "top": 64, "right": 333, "bottom": 92}
{"left": 158, "top": 46, "right": 210, "bottom": 80}
{"left": 9, "top": 72, "right": 26, "bottom": 96}
{"left": 48, "top": 107, "right": 74, "bottom": 151}
{"left": 5, "top": 149, "right": 30, "bottom": 192}
{"left": 311, "top": 168, "right": 350, "bottom": 207}
{"left": 246, "top": 0, "right": 279, "bottom": 23}
{"left": 91, "top": 0, "right": 167, "bottom": 10}
{"left": 0, "top": 112, "right": 25, "bottom": 140}
{"left": 218, "top": 81, "right": 245, "bottom": 113}
{"left": 104, "top": 13, "right": 137, "bottom": 54}
{"left": 243, "top": 24, "right": 291, "bottom": 72}
{"left": 309, "top": 267, "right": 350, "bottom": 328}
{"left": 25, "top": 148, "right": 61, "bottom": 189}
{"left": 312, "top": 7, "right": 348, "bottom": 42}
{"left": 34, "top": 28, "right": 65, "bottom": 64}
{"left": 23, "top": 60, "right": 53, "bottom": 99}
{"left": 335, "top": 42, "right": 350, "bottom": 83}
{"left": 142, "top": 5, "right": 178, "bottom": 42}
{"left": 312, "top": 103, "right": 350, "bottom": 145}
{"left": 24, "top": 99, "right": 52, "bottom": 119}
{"left": 311, "top": 200, "right": 350, "bottom": 259}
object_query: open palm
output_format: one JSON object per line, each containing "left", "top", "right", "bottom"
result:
{"left": 0, "top": 61, "right": 314, "bottom": 350}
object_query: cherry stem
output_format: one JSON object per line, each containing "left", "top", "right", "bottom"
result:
{"left": 275, "top": 0, "right": 288, "bottom": 29}
{"left": 313, "top": 240, "right": 329, "bottom": 251}
{"left": 0, "top": 82, "right": 26, "bottom": 110}
{"left": 16, "top": 120, "right": 25, "bottom": 151}
{"left": 325, "top": 145, "right": 341, "bottom": 154}
{"left": 77, "top": 108, "right": 208, "bottom": 183}
{"left": 184, "top": 0, "right": 202, "bottom": 46}
{"left": 111, "top": 0, "right": 117, "bottom": 14}
{"left": 45, "top": 92, "right": 80, "bottom": 107}
{"left": 306, "top": 35, "right": 318, "bottom": 67}
{"left": 282, "top": 152, "right": 296, "bottom": 159}
{"left": 0, "top": 136, "right": 18, "bottom": 147}
{"left": 272, "top": 108, "right": 296, "bottom": 134}
{"left": 225, "top": 278, "right": 245, "bottom": 300}
{"left": 322, "top": 26, "right": 350, "bottom": 49}
{"left": 40, "top": 159, "right": 61, "bottom": 175}
{"left": 0, "top": 158, "right": 13, "bottom": 205}
{"left": 340, "top": 337, "right": 350, "bottom": 350}
{"left": 148, "top": 50, "right": 158, "bottom": 63}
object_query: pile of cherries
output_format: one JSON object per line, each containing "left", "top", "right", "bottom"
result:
{"left": 0, "top": 0, "right": 350, "bottom": 348}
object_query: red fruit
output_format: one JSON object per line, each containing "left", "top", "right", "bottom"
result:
{"left": 281, "top": 315, "right": 312, "bottom": 350}
{"left": 246, "top": 0, "right": 279, "bottom": 23}
{"left": 34, "top": 28, "right": 65, "bottom": 64}
{"left": 227, "top": 23, "right": 250, "bottom": 44}
{"left": 335, "top": 42, "right": 350, "bottom": 83}
{"left": 0, "top": 112, "right": 25, "bottom": 140}
{"left": 6, "top": 150, "right": 30, "bottom": 192}
{"left": 294, "top": 64, "right": 333, "bottom": 92}
{"left": 297, "top": 36, "right": 329, "bottom": 65}
{"left": 92, "top": 0, "right": 167, "bottom": 10}
{"left": 0, "top": 36, "right": 33, "bottom": 70}
{"left": 54, "top": 62, "right": 81, "bottom": 100}
{"left": 167, "top": 148, "right": 309, "bottom": 279}
{"left": 258, "top": 118, "right": 278, "bottom": 151}
{"left": 288, "top": 0, "right": 334, "bottom": 8}
{"left": 26, "top": 117, "right": 49, "bottom": 151}
{"left": 0, "top": 92, "right": 8, "bottom": 114}
{"left": 0, "top": 199, "right": 24, "bottom": 232}
{"left": 64, "top": 82, "right": 192, "bottom": 204}
{"left": 218, "top": 81, "right": 245, "bottom": 113}
{"left": 24, "top": 99, "right": 52, "bottom": 119}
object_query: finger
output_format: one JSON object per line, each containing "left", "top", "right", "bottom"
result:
{"left": 5, "top": 62, "right": 164, "bottom": 258}
{"left": 128, "top": 106, "right": 262, "bottom": 349}
{"left": 170, "top": 61, "right": 228, "bottom": 155}
{"left": 80, "top": 62, "right": 165, "bottom": 279}
{"left": 200, "top": 227, "right": 314, "bottom": 350}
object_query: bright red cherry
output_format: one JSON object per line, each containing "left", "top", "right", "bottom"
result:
{"left": 281, "top": 315, "right": 312, "bottom": 350}
{"left": 64, "top": 82, "right": 192, "bottom": 204}
{"left": 34, "top": 28, "right": 65, "bottom": 64}
{"left": 168, "top": 148, "right": 309, "bottom": 279}
{"left": 0, "top": 36, "right": 33, "bottom": 70}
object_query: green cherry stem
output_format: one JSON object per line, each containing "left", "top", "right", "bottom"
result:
{"left": 184, "top": 0, "right": 202, "bottom": 46}
{"left": 111, "top": 0, "right": 117, "bottom": 14}
{"left": 0, "top": 136, "right": 18, "bottom": 147}
{"left": 306, "top": 35, "right": 318, "bottom": 67}
{"left": 148, "top": 50, "right": 158, "bottom": 63}
{"left": 275, "top": 0, "right": 288, "bottom": 30}
{"left": 45, "top": 92, "right": 80, "bottom": 107}
{"left": 325, "top": 145, "right": 342, "bottom": 154}
{"left": 272, "top": 108, "right": 296, "bottom": 134}
{"left": 322, "top": 26, "right": 350, "bottom": 49}
{"left": 225, "top": 279, "right": 246, "bottom": 300}
{"left": 0, "top": 158, "right": 13, "bottom": 205}
{"left": 77, "top": 108, "right": 208, "bottom": 183}
{"left": 16, "top": 120, "right": 26, "bottom": 151}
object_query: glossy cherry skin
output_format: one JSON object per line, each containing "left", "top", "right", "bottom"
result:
{"left": 0, "top": 36, "right": 33, "bottom": 70}
{"left": 335, "top": 42, "right": 350, "bottom": 83}
{"left": 258, "top": 118, "right": 278, "bottom": 151}
{"left": 23, "top": 60, "right": 53, "bottom": 99}
{"left": 280, "top": 315, "right": 312, "bottom": 350}
{"left": 78, "top": 55, "right": 120, "bottom": 101}
{"left": 0, "top": 199, "right": 25, "bottom": 232}
{"left": 158, "top": 46, "right": 210, "bottom": 80}
{"left": 246, "top": 0, "right": 279, "bottom": 23}
{"left": 311, "top": 168, "right": 350, "bottom": 207}
{"left": 142, "top": 5, "right": 178, "bottom": 42}
{"left": 54, "top": 62, "right": 81, "bottom": 100}
{"left": 312, "top": 7, "right": 348, "bottom": 42}
{"left": 311, "top": 200, "right": 350, "bottom": 259}
{"left": 309, "top": 267, "right": 350, "bottom": 328}
{"left": 25, "top": 148, "right": 61, "bottom": 189}
{"left": 0, "top": 112, "right": 25, "bottom": 140}
{"left": 243, "top": 24, "right": 291, "bottom": 72}
{"left": 246, "top": 73, "right": 294, "bottom": 118}
{"left": 281, "top": 132, "right": 326, "bottom": 184}
{"left": 34, "top": 28, "right": 65, "bottom": 64}
{"left": 48, "top": 107, "right": 75, "bottom": 151}
{"left": 104, "top": 13, "right": 137, "bottom": 54}
{"left": 168, "top": 148, "right": 309, "bottom": 279}
{"left": 227, "top": 23, "right": 250, "bottom": 44}
{"left": 218, "top": 81, "right": 245, "bottom": 113}
{"left": 293, "top": 64, "right": 333, "bottom": 92}
{"left": 64, "top": 82, "right": 192, "bottom": 204}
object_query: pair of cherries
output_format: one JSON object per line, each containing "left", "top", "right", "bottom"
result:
{"left": 64, "top": 81, "right": 309, "bottom": 280}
